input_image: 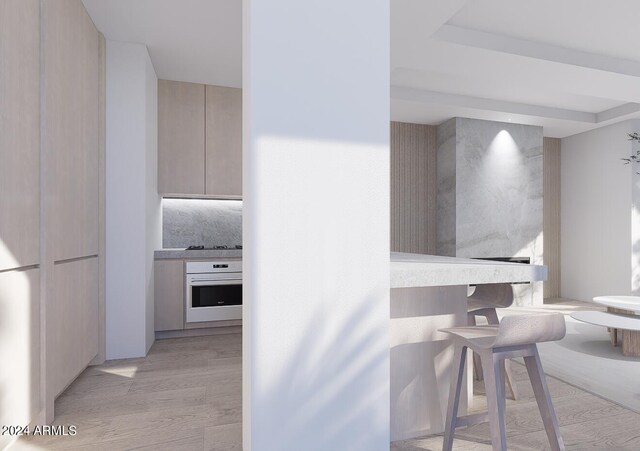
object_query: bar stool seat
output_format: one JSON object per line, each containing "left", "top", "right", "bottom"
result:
{"left": 440, "top": 313, "right": 566, "bottom": 451}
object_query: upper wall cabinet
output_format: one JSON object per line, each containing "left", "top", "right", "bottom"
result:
{"left": 206, "top": 85, "right": 242, "bottom": 197}
{"left": 158, "top": 80, "right": 206, "bottom": 195}
{"left": 43, "top": 0, "right": 100, "bottom": 262}
{"left": 158, "top": 80, "right": 242, "bottom": 198}
{"left": 0, "top": 0, "right": 41, "bottom": 271}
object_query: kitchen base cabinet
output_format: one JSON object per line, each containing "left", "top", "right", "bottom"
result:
{"left": 154, "top": 260, "right": 185, "bottom": 331}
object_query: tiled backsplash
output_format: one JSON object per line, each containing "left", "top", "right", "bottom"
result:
{"left": 162, "top": 198, "right": 242, "bottom": 248}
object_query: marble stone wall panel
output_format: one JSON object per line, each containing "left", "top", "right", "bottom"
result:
{"left": 437, "top": 118, "right": 543, "bottom": 306}
{"left": 162, "top": 198, "right": 242, "bottom": 248}
{"left": 436, "top": 118, "right": 457, "bottom": 256}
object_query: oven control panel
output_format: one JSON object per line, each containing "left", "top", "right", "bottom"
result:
{"left": 186, "top": 261, "right": 242, "bottom": 274}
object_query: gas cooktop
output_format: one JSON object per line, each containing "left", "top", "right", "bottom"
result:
{"left": 185, "top": 245, "right": 243, "bottom": 250}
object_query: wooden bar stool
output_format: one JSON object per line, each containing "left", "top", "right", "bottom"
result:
{"left": 441, "top": 313, "right": 566, "bottom": 451}
{"left": 468, "top": 283, "right": 518, "bottom": 400}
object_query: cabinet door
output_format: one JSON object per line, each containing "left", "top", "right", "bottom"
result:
{"left": 0, "top": 267, "right": 40, "bottom": 450}
{"left": 43, "top": 0, "right": 100, "bottom": 262}
{"left": 158, "top": 80, "right": 205, "bottom": 195}
{"left": 49, "top": 257, "right": 99, "bottom": 397}
{"left": 205, "top": 85, "right": 242, "bottom": 197}
{"left": 0, "top": 0, "right": 40, "bottom": 271}
{"left": 154, "top": 260, "right": 184, "bottom": 331}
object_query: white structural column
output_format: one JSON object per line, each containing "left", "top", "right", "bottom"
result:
{"left": 105, "top": 41, "right": 161, "bottom": 359}
{"left": 242, "top": 1, "right": 390, "bottom": 450}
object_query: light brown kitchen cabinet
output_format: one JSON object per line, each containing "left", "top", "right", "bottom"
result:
{"left": 1, "top": 0, "right": 105, "bottom": 427}
{"left": 42, "top": 0, "right": 105, "bottom": 416}
{"left": 0, "top": 0, "right": 41, "bottom": 271}
{"left": 206, "top": 85, "right": 242, "bottom": 197}
{"left": 158, "top": 80, "right": 206, "bottom": 195}
{"left": 154, "top": 260, "right": 185, "bottom": 331}
{"left": 49, "top": 257, "right": 99, "bottom": 397}
{"left": 43, "top": 0, "right": 100, "bottom": 262}
{"left": 0, "top": 2, "right": 42, "bottom": 437}
{"left": 157, "top": 80, "right": 242, "bottom": 197}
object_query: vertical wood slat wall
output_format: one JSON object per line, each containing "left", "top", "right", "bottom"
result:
{"left": 543, "top": 137, "right": 561, "bottom": 299}
{"left": 391, "top": 122, "right": 437, "bottom": 254}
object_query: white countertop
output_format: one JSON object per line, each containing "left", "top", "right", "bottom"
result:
{"left": 390, "top": 252, "right": 547, "bottom": 288}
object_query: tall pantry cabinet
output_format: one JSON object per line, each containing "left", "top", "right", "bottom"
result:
{"left": 0, "top": 1, "right": 42, "bottom": 443}
{"left": 0, "top": 0, "right": 105, "bottom": 439}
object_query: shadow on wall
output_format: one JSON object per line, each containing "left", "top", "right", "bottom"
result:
{"left": 251, "top": 294, "right": 389, "bottom": 451}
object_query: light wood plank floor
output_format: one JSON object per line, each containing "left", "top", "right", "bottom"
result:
{"left": 14, "top": 330, "right": 640, "bottom": 450}
{"left": 15, "top": 333, "right": 242, "bottom": 451}
{"left": 393, "top": 359, "right": 640, "bottom": 451}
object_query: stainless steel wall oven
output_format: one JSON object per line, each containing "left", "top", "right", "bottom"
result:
{"left": 186, "top": 261, "right": 242, "bottom": 322}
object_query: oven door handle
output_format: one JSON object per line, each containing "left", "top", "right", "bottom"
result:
{"left": 189, "top": 279, "right": 241, "bottom": 286}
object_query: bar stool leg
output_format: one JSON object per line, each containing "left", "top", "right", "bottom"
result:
{"left": 504, "top": 361, "right": 518, "bottom": 400}
{"left": 486, "top": 309, "right": 518, "bottom": 401}
{"left": 498, "top": 359, "right": 507, "bottom": 416}
{"left": 442, "top": 343, "right": 467, "bottom": 451}
{"left": 468, "top": 312, "right": 483, "bottom": 381}
{"left": 480, "top": 350, "right": 507, "bottom": 451}
{"left": 523, "top": 346, "right": 565, "bottom": 451}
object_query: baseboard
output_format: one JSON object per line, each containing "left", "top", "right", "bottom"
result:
{"left": 156, "top": 325, "right": 241, "bottom": 339}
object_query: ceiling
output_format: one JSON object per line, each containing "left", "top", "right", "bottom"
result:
{"left": 82, "top": 0, "right": 241, "bottom": 88}
{"left": 82, "top": 0, "right": 640, "bottom": 138}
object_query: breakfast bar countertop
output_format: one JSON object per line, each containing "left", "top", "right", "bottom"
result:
{"left": 390, "top": 252, "right": 547, "bottom": 288}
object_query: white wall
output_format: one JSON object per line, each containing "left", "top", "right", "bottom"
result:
{"left": 144, "top": 51, "right": 160, "bottom": 353}
{"left": 561, "top": 120, "right": 635, "bottom": 301}
{"left": 106, "top": 41, "right": 160, "bottom": 359}
{"left": 243, "top": 0, "right": 390, "bottom": 450}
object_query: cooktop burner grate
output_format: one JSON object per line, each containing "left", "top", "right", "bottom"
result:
{"left": 185, "top": 245, "right": 243, "bottom": 250}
